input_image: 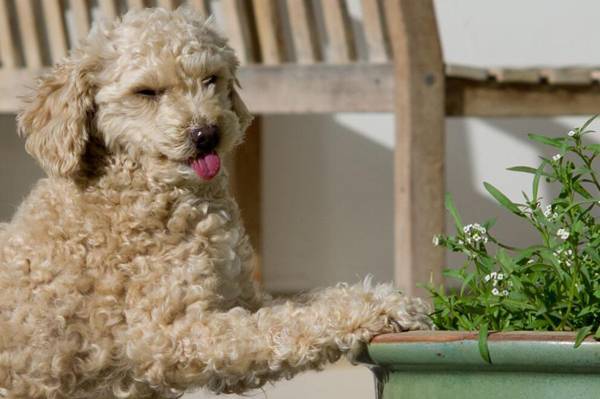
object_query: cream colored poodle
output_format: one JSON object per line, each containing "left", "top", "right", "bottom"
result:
{"left": 0, "top": 7, "right": 431, "bottom": 399}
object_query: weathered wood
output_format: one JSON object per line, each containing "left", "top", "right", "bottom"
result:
{"left": 15, "top": 0, "right": 43, "bottom": 68}
{"left": 229, "top": 118, "right": 262, "bottom": 282}
{"left": 252, "top": 0, "right": 284, "bottom": 64}
{"left": 0, "top": 0, "right": 19, "bottom": 68}
{"left": 189, "top": 0, "right": 210, "bottom": 20}
{"left": 541, "top": 67, "right": 593, "bottom": 85}
{"left": 384, "top": 0, "right": 445, "bottom": 297}
{"left": 98, "top": 0, "right": 118, "bottom": 20}
{"left": 42, "top": 0, "right": 69, "bottom": 63}
{"left": 361, "top": 0, "right": 389, "bottom": 62}
{"left": 321, "top": 0, "right": 355, "bottom": 63}
{"left": 489, "top": 67, "right": 541, "bottom": 84}
{"left": 237, "top": 64, "right": 395, "bottom": 113}
{"left": 445, "top": 64, "right": 488, "bottom": 81}
{"left": 157, "top": 0, "right": 178, "bottom": 10}
{"left": 71, "top": 0, "right": 92, "bottom": 44}
{"left": 446, "top": 78, "right": 600, "bottom": 117}
{"left": 5, "top": 66, "right": 600, "bottom": 116}
{"left": 286, "top": 0, "right": 320, "bottom": 63}
{"left": 126, "top": 0, "right": 147, "bottom": 10}
{"left": 221, "top": 0, "right": 256, "bottom": 64}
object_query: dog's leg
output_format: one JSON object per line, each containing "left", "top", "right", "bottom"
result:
{"left": 125, "top": 279, "right": 430, "bottom": 395}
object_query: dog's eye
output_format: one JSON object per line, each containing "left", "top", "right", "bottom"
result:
{"left": 135, "top": 88, "right": 163, "bottom": 97}
{"left": 202, "top": 75, "right": 218, "bottom": 87}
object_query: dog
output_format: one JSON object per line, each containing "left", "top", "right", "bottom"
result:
{"left": 0, "top": 7, "right": 431, "bottom": 399}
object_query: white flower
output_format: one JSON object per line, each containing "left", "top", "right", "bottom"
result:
{"left": 463, "top": 223, "right": 488, "bottom": 245}
{"left": 484, "top": 274, "right": 491, "bottom": 282}
{"left": 502, "top": 290, "right": 509, "bottom": 296}
{"left": 432, "top": 235, "right": 441, "bottom": 246}
{"left": 552, "top": 154, "right": 562, "bottom": 162}
{"left": 543, "top": 204, "right": 559, "bottom": 221}
{"left": 492, "top": 288, "right": 500, "bottom": 296}
{"left": 497, "top": 273, "right": 504, "bottom": 280}
{"left": 568, "top": 130, "right": 576, "bottom": 137}
{"left": 556, "top": 228, "right": 570, "bottom": 240}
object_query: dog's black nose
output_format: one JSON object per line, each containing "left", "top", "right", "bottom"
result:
{"left": 190, "top": 124, "right": 220, "bottom": 154}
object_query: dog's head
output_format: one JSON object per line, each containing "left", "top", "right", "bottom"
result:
{"left": 17, "top": 7, "right": 252, "bottom": 183}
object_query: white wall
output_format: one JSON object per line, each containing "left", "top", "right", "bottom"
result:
{"left": 1, "top": 1, "right": 599, "bottom": 399}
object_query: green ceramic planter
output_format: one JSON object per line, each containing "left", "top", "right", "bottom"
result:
{"left": 363, "top": 331, "right": 600, "bottom": 399}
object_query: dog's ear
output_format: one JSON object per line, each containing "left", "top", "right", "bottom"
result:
{"left": 230, "top": 78, "right": 253, "bottom": 133}
{"left": 17, "top": 59, "right": 96, "bottom": 177}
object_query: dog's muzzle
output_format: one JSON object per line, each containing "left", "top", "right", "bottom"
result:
{"left": 188, "top": 124, "right": 221, "bottom": 181}
{"left": 190, "top": 124, "right": 220, "bottom": 155}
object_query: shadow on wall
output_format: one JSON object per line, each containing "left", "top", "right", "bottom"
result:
{"left": 262, "top": 115, "right": 598, "bottom": 293}
{"left": 446, "top": 117, "right": 598, "bottom": 270}
{"left": 0, "top": 115, "right": 44, "bottom": 222}
{"left": 262, "top": 115, "right": 395, "bottom": 293}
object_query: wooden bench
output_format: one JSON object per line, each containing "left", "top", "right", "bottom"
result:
{"left": 2, "top": 0, "right": 600, "bottom": 295}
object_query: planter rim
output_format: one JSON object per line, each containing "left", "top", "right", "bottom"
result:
{"left": 371, "top": 330, "right": 594, "bottom": 344}
{"left": 365, "top": 331, "right": 600, "bottom": 372}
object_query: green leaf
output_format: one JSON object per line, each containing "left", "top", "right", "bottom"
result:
{"left": 585, "top": 144, "right": 600, "bottom": 154}
{"left": 532, "top": 164, "right": 544, "bottom": 202}
{"left": 478, "top": 325, "right": 492, "bottom": 364}
{"left": 460, "top": 272, "right": 476, "bottom": 296}
{"left": 579, "top": 114, "right": 598, "bottom": 134}
{"left": 484, "top": 182, "right": 523, "bottom": 216}
{"left": 594, "top": 326, "right": 600, "bottom": 340}
{"left": 575, "top": 325, "right": 593, "bottom": 348}
{"left": 445, "top": 193, "right": 463, "bottom": 230}
{"left": 507, "top": 166, "right": 538, "bottom": 174}
{"left": 573, "top": 182, "right": 593, "bottom": 199}
{"left": 527, "top": 134, "right": 564, "bottom": 149}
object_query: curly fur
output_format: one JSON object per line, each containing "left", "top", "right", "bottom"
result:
{"left": 0, "top": 7, "right": 432, "bottom": 399}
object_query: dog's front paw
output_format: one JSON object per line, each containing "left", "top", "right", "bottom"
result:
{"left": 335, "top": 280, "right": 432, "bottom": 360}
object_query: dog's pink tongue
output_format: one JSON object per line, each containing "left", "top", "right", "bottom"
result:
{"left": 191, "top": 153, "right": 221, "bottom": 180}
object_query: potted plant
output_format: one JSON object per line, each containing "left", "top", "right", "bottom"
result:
{"left": 363, "top": 117, "right": 600, "bottom": 399}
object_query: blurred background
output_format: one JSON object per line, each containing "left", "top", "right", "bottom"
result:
{"left": 1, "top": 0, "right": 600, "bottom": 398}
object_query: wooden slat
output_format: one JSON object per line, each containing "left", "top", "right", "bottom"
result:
{"left": 71, "top": 0, "right": 92, "bottom": 44}
{"left": 286, "top": 0, "right": 320, "bottom": 63}
{"left": 445, "top": 64, "right": 488, "bottom": 81}
{"left": 42, "top": 0, "right": 69, "bottom": 63}
{"left": 0, "top": 0, "right": 19, "bottom": 68}
{"left": 252, "top": 0, "right": 284, "bottom": 64}
{"left": 590, "top": 70, "right": 600, "bottom": 83}
{"left": 98, "top": 0, "right": 118, "bottom": 20}
{"left": 15, "top": 0, "right": 43, "bottom": 68}
{"left": 189, "top": 0, "right": 210, "bottom": 20}
{"left": 321, "top": 0, "right": 356, "bottom": 63}
{"left": 541, "top": 67, "right": 593, "bottom": 85}
{"left": 6, "top": 66, "right": 600, "bottom": 116}
{"left": 446, "top": 78, "right": 600, "bottom": 117}
{"left": 126, "top": 0, "right": 146, "bottom": 10}
{"left": 221, "top": 0, "right": 256, "bottom": 64}
{"left": 229, "top": 118, "right": 262, "bottom": 282}
{"left": 237, "top": 64, "right": 394, "bottom": 113}
{"left": 361, "top": 0, "right": 389, "bottom": 62}
{"left": 158, "top": 0, "right": 178, "bottom": 10}
{"left": 385, "top": 0, "right": 445, "bottom": 297}
{"left": 488, "top": 67, "right": 541, "bottom": 84}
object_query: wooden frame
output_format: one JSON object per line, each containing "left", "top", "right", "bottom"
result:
{"left": 1, "top": 0, "right": 600, "bottom": 295}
